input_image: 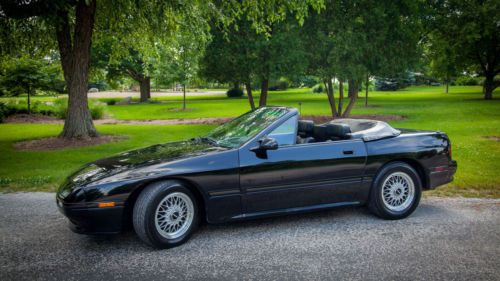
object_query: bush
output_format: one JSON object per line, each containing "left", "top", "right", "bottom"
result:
{"left": 226, "top": 88, "right": 244, "bottom": 98}
{"left": 292, "top": 75, "right": 318, "bottom": 88}
{"left": 455, "top": 76, "right": 482, "bottom": 86}
{"left": 105, "top": 99, "right": 117, "bottom": 105}
{"left": 0, "top": 102, "right": 7, "bottom": 123}
{"left": 54, "top": 98, "right": 106, "bottom": 119}
{"left": 311, "top": 84, "right": 324, "bottom": 93}
{"left": 269, "top": 77, "right": 290, "bottom": 91}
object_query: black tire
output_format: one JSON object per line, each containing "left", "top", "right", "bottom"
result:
{"left": 133, "top": 180, "right": 199, "bottom": 249}
{"left": 368, "top": 162, "right": 422, "bottom": 220}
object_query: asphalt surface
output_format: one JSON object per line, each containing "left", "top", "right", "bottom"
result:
{"left": 0, "top": 193, "right": 499, "bottom": 281}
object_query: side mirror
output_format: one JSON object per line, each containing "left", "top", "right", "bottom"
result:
{"left": 259, "top": 137, "right": 279, "bottom": 150}
{"left": 250, "top": 137, "right": 278, "bottom": 158}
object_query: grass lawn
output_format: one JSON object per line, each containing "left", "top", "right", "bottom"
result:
{"left": 0, "top": 124, "right": 214, "bottom": 192}
{"left": 0, "top": 85, "right": 499, "bottom": 198}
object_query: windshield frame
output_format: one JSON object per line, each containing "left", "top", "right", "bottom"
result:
{"left": 203, "top": 107, "right": 296, "bottom": 149}
{"left": 239, "top": 107, "right": 298, "bottom": 149}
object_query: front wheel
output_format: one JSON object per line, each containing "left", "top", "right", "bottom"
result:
{"left": 133, "top": 181, "right": 199, "bottom": 249}
{"left": 369, "top": 162, "right": 422, "bottom": 220}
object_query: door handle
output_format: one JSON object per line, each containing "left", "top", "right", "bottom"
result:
{"left": 343, "top": 150, "right": 354, "bottom": 155}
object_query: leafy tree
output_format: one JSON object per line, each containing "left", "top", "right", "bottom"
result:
{"left": 426, "top": 37, "right": 459, "bottom": 94}
{"left": 201, "top": 20, "right": 260, "bottom": 109}
{"left": 91, "top": 43, "right": 154, "bottom": 102}
{"left": 302, "top": 0, "right": 421, "bottom": 117}
{"left": 427, "top": 0, "right": 500, "bottom": 99}
{"left": 201, "top": 17, "right": 307, "bottom": 109}
{"left": 0, "top": 56, "right": 63, "bottom": 114}
{"left": 1, "top": 0, "right": 324, "bottom": 139}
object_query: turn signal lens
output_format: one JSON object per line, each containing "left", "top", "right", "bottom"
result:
{"left": 98, "top": 202, "right": 116, "bottom": 208}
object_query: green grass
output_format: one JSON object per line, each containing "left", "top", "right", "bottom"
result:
{"left": 0, "top": 85, "right": 499, "bottom": 197}
{"left": 0, "top": 124, "right": 214, "bottom": 192}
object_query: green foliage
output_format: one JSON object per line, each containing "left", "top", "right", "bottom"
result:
{"left": 311, "top": 84, "right": 324, "bottom": 93}
{"left": 269, "top": 77, "right": 290, "bottom": 91}
{"left": 0, "top": 56, "right": 64, "bottom": 96}
{"left": 426, "top": 0, "right": 500, "bottom": 97}
{"left": 455, "top": 76, "right": 483, "bottom": 86}
{"left": 54, "top": 98, "right": 106, "bottom": 120}
{"left": 302, "top": 0, "right": 422, "bottom": 81}
{"left": 0, "top": 102, "right": 7, "bottom": 123}
{"left": 201, "top": 17, "right": 306, "bottom": 87}
{"left": 226, "top": 88, "right": 244, "bottom": 98}
{"left": 291, "top": 76, "right": 318, "bottom": 88}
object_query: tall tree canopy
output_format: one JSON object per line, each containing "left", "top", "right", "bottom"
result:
{"left": 201, "top": 17, "right": 306, "bottom": 109}
{"left": 426, "top": 0, "right": 500, "bottom": 99}
{"left": 301, "top": 0, "right": 422, "bottom": 117}
{"left": 0, "top": 0, "right": 324, "bottom": 139}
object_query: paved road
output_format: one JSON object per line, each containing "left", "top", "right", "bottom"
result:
{"left": 1, "top": 193, "right": 499, "bottom": 281}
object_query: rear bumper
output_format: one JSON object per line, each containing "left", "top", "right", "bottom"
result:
{"left": 428, "top": 160, "right": 457, "bottom": 189}
{"left": 57, "top": 200, "right": 124, "bottom": 234}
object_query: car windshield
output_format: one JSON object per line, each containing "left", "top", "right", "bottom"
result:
{"left": 204, "top": 107, "right": 289, "bottom": 148}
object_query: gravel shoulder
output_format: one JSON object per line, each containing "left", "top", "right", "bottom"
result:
{"left": 0, "top": 193, "right": 499, "bottom": 281}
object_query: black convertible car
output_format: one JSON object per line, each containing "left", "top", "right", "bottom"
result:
{"left": 57, "top": 107, "right": 457, "bottom": 248}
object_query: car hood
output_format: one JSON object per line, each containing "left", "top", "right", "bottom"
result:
{"left": 61, "top": 140, "right": 226, "bottom": 189}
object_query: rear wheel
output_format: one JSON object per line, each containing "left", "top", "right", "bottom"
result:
{"left": 133, "top": 181, "right": 198, "bottom": 248}
{"left": 369, "top": 162, "right": 421, "bottom": 220}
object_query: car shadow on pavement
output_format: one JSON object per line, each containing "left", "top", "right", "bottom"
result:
{"left": 78, "top": 202, "right": 452, "bottom": 251}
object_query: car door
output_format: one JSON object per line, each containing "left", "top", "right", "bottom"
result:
{"left": 239, "top": 115, "right": 367, "bottom": 214}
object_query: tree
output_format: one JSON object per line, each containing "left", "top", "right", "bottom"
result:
{"left": 92, "top": 44, "right": 154, "bottom": 102}
{"left": 201, "top": 17, "right": 307, "bottom": 109}
{"left": 426, "top": 36, "right": 459, "bottom": 94}
{"left": 200, "top": 20, "right": 260, "bottom": 110}
{"left": 302, "top": 0, "right": 421, "bottom": 117}
{"left": 0, "top": 56, "right": 63, "bottom": 114}
{"left": 1, "top": 0, "right": 324, "bottom": 139}
{"left": 427, "top": 0, "right": 500, "bottom": 99}
{"left": 163, "top": 20, "right": 209, "bottom": 110}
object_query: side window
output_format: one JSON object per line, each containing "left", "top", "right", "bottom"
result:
{"left": 268, "top": 115, "right": 298, "bottom": 146}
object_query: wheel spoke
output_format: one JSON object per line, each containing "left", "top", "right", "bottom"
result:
{"left": 381, "top": 172, "right": 415, "bottom": 212}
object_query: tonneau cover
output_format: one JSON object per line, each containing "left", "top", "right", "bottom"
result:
{"left": 327, "top": 119, "right": 401, "bottom": 141}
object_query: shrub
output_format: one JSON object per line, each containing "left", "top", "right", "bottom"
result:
{"left": 0, "top": 102, "right": 7, "bottom": 123}
{"left": 455, "top": 76, "right": 482, "bottom": 86}
{"left": 54, "top": 98, "right": 106, "bottom": 119}
{"left": 269, "top": 77, "right": 290, "bottom": 91}
{"left": 105, "top": 99, "right": 117, "bottom": 105}
{"left": 226, "top": 88, "right": 244, "bottom": 98}
{"left": 311, "top": 84, "right": 324, "bottom": 93}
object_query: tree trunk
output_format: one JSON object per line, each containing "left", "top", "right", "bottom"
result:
{"left": 342, "top": 79, "right": 358, "bottom": 118}
{"left": 139, "top": 77, "right": 151, "bottom": 102}
{"left": 338, "top": 80, "right": 344, "bottom": 116}
{"left": 483, "top": 73, "right": 497, "bottom": 100}
{"left": 445, "top": 80, "right": 449, "bottom": 94}
{"left": 27, "top": 85, "right": 31, "bottom": 115}
{"left": 57, "top": 0, "right": 98, "bottom": 139}
{"left": 183, "top": 84, "right": 187, "bottom": 110}
{"left": 365, "top": 74, "right": 369, "bottom": 107}
{"left": 324, "top": 78, "right": 338, "bottom": 118}
{"left": 245, "top": 82, "right": 255, "bottom": 110}
{"left": 259, "top": 79, "right": 269, "bottom": 107}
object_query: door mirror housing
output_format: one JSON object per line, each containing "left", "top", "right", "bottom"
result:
{"left": 259, "top": 137, "right": 279, "bottom": 150}
{"left": 250, "top": 137, "right": 278, "bottom": 158}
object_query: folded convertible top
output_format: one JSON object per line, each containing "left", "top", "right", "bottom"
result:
{"left": 327, "top": 119, "right": 401, "bottom": 141}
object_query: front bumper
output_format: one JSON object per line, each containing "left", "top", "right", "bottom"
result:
{"left": 57, "top": 199, "right": 124, "bottom": 234}
{"left": 428, "top": 160, "right": 457, "bottom": 189}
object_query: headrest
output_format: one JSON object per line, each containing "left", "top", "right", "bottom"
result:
{"left": 314, "top": 123, "right": 351, "bottom": 141}
{"left": 325, "top": 123, "right": 351, "bottom": 139}
{"left": 298, "top": 120, "right": 314, "bottom": 137}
